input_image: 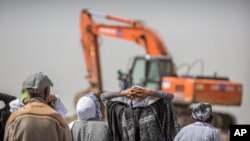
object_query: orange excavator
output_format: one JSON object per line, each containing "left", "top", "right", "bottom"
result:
{"left": 79, "top": 9, "right": 242, "bottom": 130}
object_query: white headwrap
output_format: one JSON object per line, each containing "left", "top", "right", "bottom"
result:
{"left": 53, "top": 95, "right": 68, "bottom": 118}
{"left": 76, "top": 96, "right": 96, "bottom": 120}
{"left": 9, "top": 99, "right": 24, "bottom": 112}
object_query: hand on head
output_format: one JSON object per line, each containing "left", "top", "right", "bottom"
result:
{"left": 121, "top": 86, "right": 151, "bottom": 100}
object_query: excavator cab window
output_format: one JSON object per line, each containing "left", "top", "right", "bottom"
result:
{"left": 130, "top": 58, "right": 146, "bottom": 86}
{"left": 129, "top": 56, "right": 173, "bottom": 90}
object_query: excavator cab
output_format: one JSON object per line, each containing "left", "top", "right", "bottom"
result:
{"left": 126, "top": 55, "right": 175, "bottom": 90}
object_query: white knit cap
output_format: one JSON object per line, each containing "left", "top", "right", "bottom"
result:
{"left": 76, "top": 96, "right": 96, "bottom": 120}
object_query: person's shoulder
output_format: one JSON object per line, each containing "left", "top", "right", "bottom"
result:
{"left": 177, "top": 123, "right": 202, "bottom": 132}
{"left": 27, "top": 101, "right": 69, "bottom": 128}
{"left": 111, "top": 97, "right": 127, "bottom": 103}
{"left": 89, "top": 121, "right": 109, "bottom": 128}
{"left": 181, "top": 123, "right": 197, "bottom": 130}
{"left": 194, "top": 121, "right": 218, "bottom": 130}
{"left": 107, "top": 97, "right": 128, "bottom": 107}
{"left": 89, "top": 120, "right": 108, "bottom": 125}
{"left": 6, "top": 104, "right": 29, "bottom": 125}
{"left": 190, "top": 122, "right": 220, "bottom": 132}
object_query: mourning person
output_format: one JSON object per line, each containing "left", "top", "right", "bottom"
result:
{"left": 101, "top": 86, "right": 179, "bottom": 141}
{"left": 4, "top": 72, "right": 72, "bottom": 141}
{"left": 173, "top": 102, "right": 221, "bottom": 141}
{"left": 69, "top": 93, "right": 109, "bottom": 141}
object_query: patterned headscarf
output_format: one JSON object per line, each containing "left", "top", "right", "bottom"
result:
{"left": 192, "top": 102, "right": 213, "bottom": 122}
{"left": 85, "top": 92, "right": 102, "bottom": 120}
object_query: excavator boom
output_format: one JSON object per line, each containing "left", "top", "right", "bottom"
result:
{"left": 80, "top": 9, "right": 170, "bottom": 93}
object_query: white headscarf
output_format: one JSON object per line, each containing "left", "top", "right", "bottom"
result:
{"left": 9, "top": 99, "right": 24, "bottom": 112}
{"left": 85, "top": 93, "right": 102, "bottom": 120}
{"left": 53, "top": 95, "right": 68, "bottom": 118}
{"left": 76, "top": 96, "right": 96, "bottom": 120}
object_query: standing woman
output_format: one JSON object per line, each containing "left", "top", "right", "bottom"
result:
{"left": 69, "top": 93, "right": 109, "bottom": 141}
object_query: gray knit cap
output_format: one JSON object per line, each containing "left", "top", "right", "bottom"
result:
{"left": 192, "top": 102, "right": 213, "bottom": 121}
{"left": 23, "top": 72, "right": 53, "bottom": 91}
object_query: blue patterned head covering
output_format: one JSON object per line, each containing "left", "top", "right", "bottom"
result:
{"left": 85, "top": 92, "right": 102, "bottom": 120}
{"left": 192, "top": 102, "right": 213, "bottom": 122}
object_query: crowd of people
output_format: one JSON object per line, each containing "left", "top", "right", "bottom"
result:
{"left": 0, "top": 72, "right": 221, "bottom": 141}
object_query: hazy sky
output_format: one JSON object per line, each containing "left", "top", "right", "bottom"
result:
{"left": 0, "top": 0, "right": 249, "bottom": 123}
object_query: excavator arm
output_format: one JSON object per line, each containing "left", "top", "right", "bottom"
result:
{"left": 80, "top": 9, "right": 171, "bottom": 93}
{"left": 78, "top": 9, "right": 243, "bottom": 131}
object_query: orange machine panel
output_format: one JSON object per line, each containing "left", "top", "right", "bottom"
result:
{"left": 161, "top": 77, "right": 242, "bottom": 105}
{"left": 193, "top": 79, "right": 242, "bottom": 105}
{"left": 161, "top": 77, "right": 196, "bottom": 104}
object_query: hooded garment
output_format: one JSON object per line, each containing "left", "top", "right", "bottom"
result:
{"left": 76, "top": 96, "right": 96, "bottom": 120}
{"left": 106, "top": 98, "right": 179, "bottom": 141}
{"left": 69, "top": 94, "right": 109, "bottom": 141}
{"left": 85, "top": 93, "right": 102, "bottom": 120}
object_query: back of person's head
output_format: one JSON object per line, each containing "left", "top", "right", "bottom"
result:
{"left": 192, "top": 102, "right": 213, "bottom": 123}
{"left": 76, "top": 96, "right": 96, "bottom": 120}
{"left": 23, "top": 72, "right": 53, "bottom": 101}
